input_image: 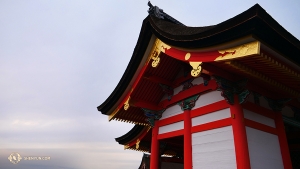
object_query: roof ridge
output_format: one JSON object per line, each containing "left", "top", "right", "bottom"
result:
{"left": 147, "top": 1, "right": 185, "bottom": 26}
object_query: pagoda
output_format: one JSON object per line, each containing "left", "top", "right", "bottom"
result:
{"left": 98, "top": 3, "right": 300, "bottom": 169}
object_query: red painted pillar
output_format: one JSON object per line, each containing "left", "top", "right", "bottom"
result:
{"left": 150, "top": 121, "right": 159, "bottom": 169}
{"left": 275, "top": 112, "right": 293, "bottom": 169}
{"left": 184, "top": 110, "right": 192, "bottom": 169}
{"left": 230, "top": 95, "right": 251, "bottom": 169}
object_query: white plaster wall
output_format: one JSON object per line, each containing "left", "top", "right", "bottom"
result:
{"left": 192, "top": 77, "right": 204, "bottom": 85}
{"left": 192, "top": 126, "right": 236, "bottom": 169}
{"left": 158, "top": 121, "right": 184, "bottom": 134}
{"left": 246, "top": 127, "right": 283, "bottom": 169}
{"left": 173, "top": 85, "right": 182, "bottom": 95}
{"left": 260, "top": 97, "right": 271, "bottom": 110}
{"left": 160, "top": 104, "right": 182, "bottom": 120}
{"left": 243, "top": 109, "right": 275, "bottom": 128}
{"left": 194, "top": 90, "right": 224, "bottom": 109}
{"left": 192, "top": 108, "right": 230, "bottom": 127}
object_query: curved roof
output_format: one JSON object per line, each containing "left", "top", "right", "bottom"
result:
{"left": 115, "top": 125, "right": 147, "bottom": 145}
{"left": 98, "top": 3, "right": 300, "bottom": 115}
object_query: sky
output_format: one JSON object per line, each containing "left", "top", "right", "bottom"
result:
{"left": 0, "top": 0, "right": 299, "bottom": 169}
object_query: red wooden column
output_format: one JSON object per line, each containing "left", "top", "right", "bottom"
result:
{"left": 150, "top": 121, "right": 159, "bottom": 169}
{"left": 230, "top": 95, "right": 251, "bottom": 169}
{"left": 275, "top": 112, "right": 293, "bottom": 169}
{"left": 184, "top": 109, "right": 192, "bottom": 169}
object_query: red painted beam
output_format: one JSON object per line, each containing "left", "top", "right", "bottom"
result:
{"left": 191, "top": 118, "right": 232, "bottom": 133}
{"left": 244, "top": 119, "right": 277, "bottom": 135}
{"left": 157, "top": 129, "right": 184, "bottom": 140}
{"left": 157, "top": 113, "right": 184, "bottom": 127}
{"left": 164, "top": 47, "right": 225, "bottom": 62}
{"left": 242, "top": 101, "right": 275, "bottom": 119}
{"left": 191, "top": 100, "right": 229, "bottom": 118}
{"left": 159, "top": 80, "right": 218, "bottom": 108}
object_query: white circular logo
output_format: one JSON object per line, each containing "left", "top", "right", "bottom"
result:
{"left": 8, "top": 152, "right": 22, "bottom": 164}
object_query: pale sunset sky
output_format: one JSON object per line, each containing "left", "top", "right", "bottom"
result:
{"left": 1, "top": 0, "right": 299, "bottom": 168}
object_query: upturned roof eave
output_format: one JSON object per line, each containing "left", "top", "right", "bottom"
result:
{"left": 97, "top": 17, "right": 153, "bottom": 115}
{"left": 98, "top": 4, "right": 300, "bottom": 115}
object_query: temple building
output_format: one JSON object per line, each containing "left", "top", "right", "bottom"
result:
{"left": 98, "top": 2, "right": 300, "bottom": 169}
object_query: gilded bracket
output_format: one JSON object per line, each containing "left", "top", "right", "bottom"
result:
{"left": 190, "top": 62, "right": 203, "bottom": 77}
{"left": 136, "top": 139, "right": 140, "bottom": 149}
{"left": 124, "top": 96, "right": 131, "bottom": 110}
{"left": 185, "top": 52, "right": 203, "bottom": 77}
{"left": 124, "top": 144, "right": 130, "bottom": 150}
{"left": 150, "top": 39, "right": 171, "bottom": 68}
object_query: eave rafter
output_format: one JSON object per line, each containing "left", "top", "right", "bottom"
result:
{"left": 143, "top": 75, "right": 172, "bottom": 86}
{"left": 130, "top": 99, "right": 163, "bottom": 111}
{"left": 225, "top": 60, "right": 300, "bottom": 98}
{"left": 259, "top": 52, "right": 300, "bottom": 79}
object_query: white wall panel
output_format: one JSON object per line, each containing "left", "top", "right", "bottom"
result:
{"left": 192, "top": 126, "right": 236, "bottom": 169}
{"left": 260, "top": 97, "right": 271, "bottom": 110}
{"left": 173, "top": 85, "right": 183, "bottom": 95}
{"left": 158, "top": 121, "right": 183, "bottom": 134}
{"left": 194, "top": 91, "right": 224, "bottom": 110}
{"left": 243, "top": 109, "right": 275, "bottom": 128}
{"left": 160, "top": 104, "right": 182, "bottom": 120}
{"left": 192, "top": 108, "right": 230, "bottom": 127}
{"left": 192, "top": 77, "right": 204, "bottom": 85}
{"left": 246, "top": 127, "right": 283, "bottom": 169}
